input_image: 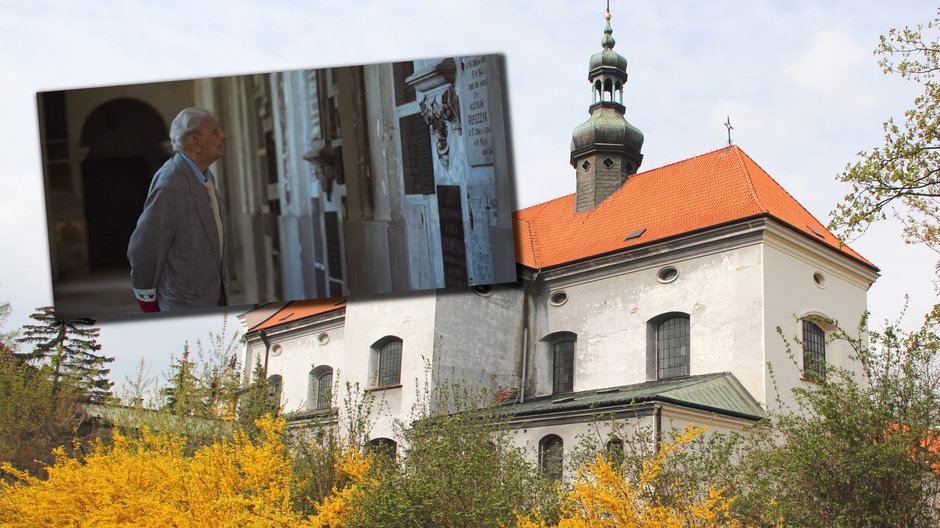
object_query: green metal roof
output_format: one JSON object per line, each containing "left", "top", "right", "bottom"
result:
{"left": 501, "top": 372, "right": 765, "bottom": 421}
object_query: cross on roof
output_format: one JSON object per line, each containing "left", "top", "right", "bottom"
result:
{"left": 724, "top": 116, "right": 734, "bottom": 146}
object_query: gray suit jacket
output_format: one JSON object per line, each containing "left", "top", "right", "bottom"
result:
{"left": 127, "top": 153, "right": 226, "bottom": 311}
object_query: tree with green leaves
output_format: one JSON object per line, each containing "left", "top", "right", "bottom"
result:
{"left": 15, "top": 306, "right": 113, "bottom": 404}
{"left": 235, "top": 358, "right": 281, "bottom": 437}
{"left": 287, "top": 379, "right": 379, "bottom": 517}
{"left": 0, "top": 302, "right": 101, "bottom": 480}
{"left": 0, "top": 349, "right": 88, "bottom": 481}
{"left": 109, "top": 315, "right": 242, "bottom": 447}
{"left": 160, "top": 343, "right": 201, "bottom": 416}
{"left": 831, "top": 9, "right": 940, "bottom": 271}
{"left": 350, "top": 381, "right": 558, "bottom": 528}
{"left": 726, "top": 311, "right": 940, "bottom": 528}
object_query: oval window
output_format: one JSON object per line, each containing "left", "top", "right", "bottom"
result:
{"left": 813, "top": 271, "right": 826, "bottom": 288}
{"left": 657, "top": 266, "right": 679, "bottom": 283}
{"left": 550, "top": 291, "right": 568, "bottom": 306}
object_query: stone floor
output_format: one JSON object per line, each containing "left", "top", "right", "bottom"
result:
{"left": 53, "top": 269, "right": 137, "bottom": 320}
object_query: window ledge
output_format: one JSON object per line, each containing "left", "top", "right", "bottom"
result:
{"left": 367, "top": 384, "right": 403, "bottom": 392}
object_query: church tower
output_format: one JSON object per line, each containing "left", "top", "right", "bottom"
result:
{"left": 571, "top": 11, "right": 644, "bottom": 214}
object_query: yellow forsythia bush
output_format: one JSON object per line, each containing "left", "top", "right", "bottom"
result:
{"left": 516, "top": 426, "right": 742, "bottom": 528}
{"left": 0, "top": 415, "right": 374, "bottom": 528}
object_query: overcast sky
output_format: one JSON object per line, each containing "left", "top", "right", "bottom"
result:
{"left": 0, "top": 1, "right": 936, "bottom": 396}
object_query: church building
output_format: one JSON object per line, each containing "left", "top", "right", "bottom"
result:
{"left": 239, "top": 12, "right": 878, "bottom": 476}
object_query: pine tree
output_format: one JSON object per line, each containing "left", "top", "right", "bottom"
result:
{"left": 159, "top": 317, "right": 242, "bottom": 420}
{"left": 15, "top": 306, "right": 114, "bottom": 404}
{"left": 160, "top": 344, "right": 201, "bottom": 416}
{"left": 236, "top": 359, "right": 280, "bottom": 437}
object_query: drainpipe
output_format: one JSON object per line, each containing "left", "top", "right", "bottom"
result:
{"left": 518, "top": 270, "right": 540, "bottom": 404}
{"left": 259, "top": 329, "right": 271, "bottom": 379}
{"left": 654, "top": 404, "right": 663, "bottom": 454}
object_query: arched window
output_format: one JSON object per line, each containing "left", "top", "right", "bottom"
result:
{"left": 266, "top": 374, "right": 283, "bottom": 409}
{"left": 656, "top": 315, "right": 690, "bottom": 379}
{"left": 367, "top": 437, "right": 398, "bottom": 462}
{"left": 539, "top": 434, "right": 564, "bottom": 481}
{"left": 552, "top": 339, "right": 575, "bottom": 394}
{"left": 605, "top": 437, "right": 625, "bottom": 464}
{"left": 542, "top": 332, "right": 576, "bottom": 395}
{"left": 317, "top": 369, "right": 333, "bottom": 409}
{"left": 373, "top": 337, "right": 403, "bottom": 387}
{"left": 308, "top": 366, "right": 333, "bottom": 410}
{"left": 802, "top": 320, "right": 826, "bottom": 379}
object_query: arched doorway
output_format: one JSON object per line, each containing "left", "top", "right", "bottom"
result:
{"left": 79, "top": 98, "right": 168, "bottom": 270}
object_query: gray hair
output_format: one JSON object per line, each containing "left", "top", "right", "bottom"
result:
{"left": 169, "top": 107, "right": 212, "bottom": 152}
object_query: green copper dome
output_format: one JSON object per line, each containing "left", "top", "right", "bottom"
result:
{"left": 570, "top": 12, "right": 643, "bottom": 169}
{"left": 589, "top": 49, "right": 628, "bottom": 77}
{"left": 570, "top": 102, "right": 644, "bottom": 164}
{"left": 589, "top": 14, "right": 628, "bottom": 78}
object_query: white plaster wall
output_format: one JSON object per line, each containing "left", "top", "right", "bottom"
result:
{"left": 761, "top": 233, "right": 873, "bottom": 411}
{"left": 507, "top": 414, "right": 654, "bottom": 477}
{"left": 432, "top": 285, "right": 524, "bottom": 399}
{"left": 263, "top": 320, "right": 346, "bottom": 413}
{"left": 507, "top": 407, "right": 750, "bottom": 474}
{"left": 341, "top": 290, "right": 439, "bottom": 440}
{"left": 531, "top": 243, "right": 765, "bottom": 402}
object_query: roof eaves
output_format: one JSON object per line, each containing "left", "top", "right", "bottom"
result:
{"left": 765, "top": 214, "right": 880, "bottom": 272}
{"left": 502, "top": 373, "right": 765, "bottom": 422}
{"left": 522, "top": 213, "right": 772, "bottom": 271}
{"left": 247, "top": 301, "right": 295, "bottom": 333}
{"left": 505, "top": 393, "right": 764, "bottom": 423}
{"left": 247, "top": 303, "right": 347, "bottom": 336}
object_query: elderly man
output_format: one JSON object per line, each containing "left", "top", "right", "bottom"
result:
{"left": 127, "top": 107, "right": 227, "bottom": 312}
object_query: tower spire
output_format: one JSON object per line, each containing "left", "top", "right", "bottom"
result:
{"left": 602, "top": 11, "right": 615, "bottom": 50}
{"left": 570, "top": 8, "right": 644, "bottom": 214}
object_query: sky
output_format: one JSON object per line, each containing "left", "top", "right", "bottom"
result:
{"left": 0, "top": 1, "right": 937, "bottom": 397}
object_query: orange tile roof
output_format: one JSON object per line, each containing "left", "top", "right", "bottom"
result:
{"left": 512, "top": 146, "right": 875, "bottom": 270}
{"left": 248, "top": 297, "right": 346, "bottom": 333}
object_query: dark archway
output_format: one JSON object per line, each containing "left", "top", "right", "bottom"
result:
{"left": 79, "top": 98, "right": 169, "bottom": 270}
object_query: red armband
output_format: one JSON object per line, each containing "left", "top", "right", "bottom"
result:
{"left": 137, "top": 299, "right": 160, "bottom": 312}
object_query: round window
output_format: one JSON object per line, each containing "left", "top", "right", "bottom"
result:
{"left": 657, "top": 266, "right": 679, "bottom": 283}
{"left": 270, "top": 344, "right": 283, "bottom": 356}
{"left": 813, "top": 271, "right": 826, "bottom": 288}
{"left": 550, "top": 291, "right": 568, "bottom": 306}
{"left": 317, "top": 332, "right": 330, "bottom": 345}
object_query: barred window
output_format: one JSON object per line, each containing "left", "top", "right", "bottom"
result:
{"left": 552, "top": 340, "right": 574, "bottom": 394}
{"left": 308, "top": 366, "right": 334, "bottom": 410}
{"left": 802, "top": 320, "right": 826, "bottom": 379}
{"left": 376, "top": 338, "right": 403, "bottom": 387}
{"left": 367, "top": 437, "right": 398, "bottom": 462}
{"left": 657, "top": 316, "right": 690, "bottom": 379}
{"left": 267, "top": 374, "right": 283, "bottom": 409}
{"left": 606, "top": 438, "right": 625, "bottom": 466}
{"left": 316, "top": 368, "right": 333, "bottom": 409}
{"left": 539, "top": 435, "right": 564, "bottom": 481}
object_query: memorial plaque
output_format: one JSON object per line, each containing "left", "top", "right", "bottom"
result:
{"left": 436, "top": 185, "right": 468, "bottom": 287}
{"left": 393, "top": 61, "right": 416, "bottom": 106}
{"left": 462, "top": 56, "right": 494, "bottom": 166}
{"left": 400, "top": 113, "right": 435, "bottom": 194}
{"left": 325, "top": 211, "right": 343, "bottom": 281}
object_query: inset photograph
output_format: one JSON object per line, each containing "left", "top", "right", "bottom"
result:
{"left": 38, "top": 55, "right": 517, "bottom": 318}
